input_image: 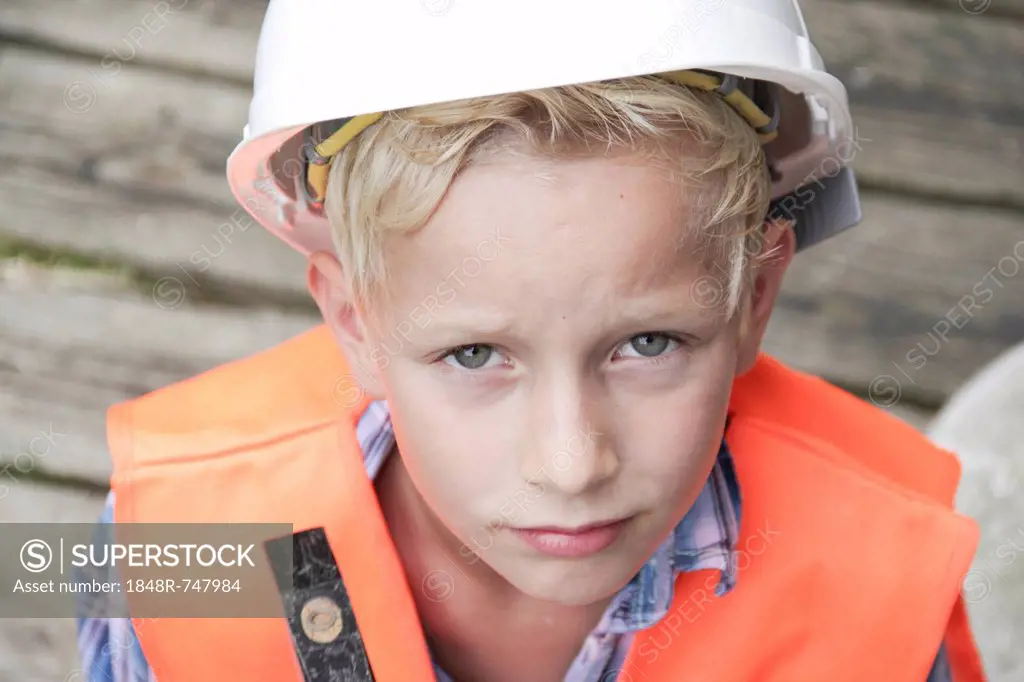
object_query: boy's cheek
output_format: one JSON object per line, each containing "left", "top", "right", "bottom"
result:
{"left": 509, "top": 489, "right": 532, "bottom": 514}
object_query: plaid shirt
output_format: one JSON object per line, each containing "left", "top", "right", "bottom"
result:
{"left": 76, "top": 400, "right": 952, "bottom": 681}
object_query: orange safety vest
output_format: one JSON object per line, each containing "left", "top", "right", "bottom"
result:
{"left": 107, "top": 325, "right": 986, "bottom": 682}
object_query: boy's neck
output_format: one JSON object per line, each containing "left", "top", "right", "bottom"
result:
{"left": 376, "top": 446, "right": 612, "bottom": 682}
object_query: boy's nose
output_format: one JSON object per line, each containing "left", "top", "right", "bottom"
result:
{"left": 522, "top": 391, "right": 619, "bottom": 496}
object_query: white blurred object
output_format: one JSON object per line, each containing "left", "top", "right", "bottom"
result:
{"left": 928, "top": 341, "right": 1024, "bottom": 682}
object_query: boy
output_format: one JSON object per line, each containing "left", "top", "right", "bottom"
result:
{"left": 77, "top": 0, "right": 986, "bottom": 680}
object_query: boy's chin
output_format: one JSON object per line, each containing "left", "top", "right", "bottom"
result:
{"left": 496, "top": 554, "right": 636, "bottom": 607}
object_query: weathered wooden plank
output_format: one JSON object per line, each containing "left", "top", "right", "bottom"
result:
{"left": 800, "top": 1, "right": 1024, "bottom": 122}
{"left": 849, "top": 104, "right": 1022, "bottom": 205}
{"left": 0, "top": 613, "right": 80, "bottom": 682}
{"left": 765, "top": 197, "right": 1024, "bottom": 407}
{"left": 0, "top": 158, "right": 310, "bottom": 302}
{"left": 0, "top": 484, "right": 106, "bottom": 682}
{"left": 919, "top": 0, "right": 1024, "bottom": 17}
{"left": 0, "top": 44, "right": 309, "bottom": 298}
{"left": 0, "top": 44, "right": 250, "bottom": 208}
{"left": 925, "top": 0, "right": 1024, "bottom": 19}
{"left": 919, "top": 0, "right": 1024, "bottom": 18}
{"left": 0, "top": 261, "right": 320, "bottom": 482}
{"left": 0, "top": 0, "right": 261, "bottom": 83}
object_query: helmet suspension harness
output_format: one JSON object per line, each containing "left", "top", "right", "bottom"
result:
{"left": 297, "top": 69, "right": 781, "bottom": 212}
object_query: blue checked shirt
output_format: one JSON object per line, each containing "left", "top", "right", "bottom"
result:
{"left": 77, "top": 400, "right": 952, "bottom": 681}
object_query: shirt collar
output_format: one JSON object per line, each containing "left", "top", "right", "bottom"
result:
{"left": 600, "top": 438, "right": 741, "bottom": 633}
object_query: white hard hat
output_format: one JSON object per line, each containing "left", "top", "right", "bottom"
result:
{"left": 226, "top": 0, "right": 863, "bottom": 257}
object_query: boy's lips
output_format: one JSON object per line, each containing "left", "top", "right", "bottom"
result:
{"left": 511, "top": 516, "right": 633, "bottom": 558}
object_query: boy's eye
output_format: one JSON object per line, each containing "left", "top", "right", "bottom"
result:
{"left": 618, "top": 333, "right": 679, "bottom": 359}
{"left": 443, "top": 344, "right": 502, "bottom": 370}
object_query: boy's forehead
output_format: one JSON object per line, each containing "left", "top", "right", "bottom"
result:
{"left": 394, "top": 155, "right": 706, "bottom": 266}
{"left": 377, "top": 153, "right": 718, "bottom": 324}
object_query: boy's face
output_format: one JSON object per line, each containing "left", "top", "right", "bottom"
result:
{"left": 312, "top": 149, "right": 792, "bottom": 607}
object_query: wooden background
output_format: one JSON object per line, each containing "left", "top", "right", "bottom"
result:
{"left": 1, "top": 0, "right": 1022, "bottom": 679}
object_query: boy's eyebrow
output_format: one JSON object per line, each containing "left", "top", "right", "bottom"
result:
{"left": 606, "top": 285, "right": 724, "bottom": 323}
{"left": 404, "top": 309, "right": 516, "bottom": 342}
{"left": 601, "top": 304, "right": 719, "bottom": 337}
{"left": 408, "top": 293, "right": 716, "bottom": 344}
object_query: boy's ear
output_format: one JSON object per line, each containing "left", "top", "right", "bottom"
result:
{"left": 306, "top": 251, "right": 387, "bottom": 401}
{"left": 736, "top": 218, "right": 796, "bottom": 375}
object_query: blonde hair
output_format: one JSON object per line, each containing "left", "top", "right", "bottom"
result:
{"left": 324, "top": 75, "right": 773, "bottom": 320}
